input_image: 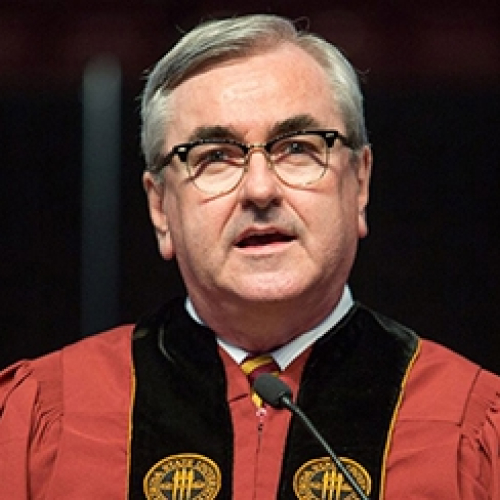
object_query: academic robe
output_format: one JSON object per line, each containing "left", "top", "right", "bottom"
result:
{"left": 0, "top": 300, "right": 499, "bottom": 499}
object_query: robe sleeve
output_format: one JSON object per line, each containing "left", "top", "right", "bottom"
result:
{"left": 0, "top": 352, "right": 63, "bottom": 500}
{"left": 387, "top": 340, "right": 500, "bottom": 499}
{"left": 458, "top": 369, "right": 500, "bottom": 499}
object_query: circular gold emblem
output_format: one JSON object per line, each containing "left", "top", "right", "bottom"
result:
{"left": 143, "top": 453, "right": 222, "bottom": 500}
{"left": 293, "top": 456, "right": 371, "bottom": 500}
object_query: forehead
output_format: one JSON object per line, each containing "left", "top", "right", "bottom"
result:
{"left": 166, "top": 43, "right": 343, "bottom": 143}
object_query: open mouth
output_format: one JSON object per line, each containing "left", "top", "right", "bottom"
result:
{"left": 236, "top": 231, "right": 295, "bottom": 248}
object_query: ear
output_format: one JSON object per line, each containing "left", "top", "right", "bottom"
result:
{"left": 142, "top": 171, "right": 175, "bottom": 260}
{"left": 356, "top": 145, "right": 372, "bottom": 239}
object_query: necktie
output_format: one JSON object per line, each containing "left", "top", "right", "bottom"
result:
{"left": 241, "top": 354, "right": 280, "bottom": 407}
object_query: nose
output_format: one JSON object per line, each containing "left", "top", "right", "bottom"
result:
{"left": 238, "top": 147, "right": 282, "bottom": 208}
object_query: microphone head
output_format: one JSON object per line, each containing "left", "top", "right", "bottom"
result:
{"left": 253, "top": 373, "right": 293, "bottom": 408}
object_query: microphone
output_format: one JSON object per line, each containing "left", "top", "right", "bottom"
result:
{"left": 253, "top": 373, "right": 370, "bottom": 500}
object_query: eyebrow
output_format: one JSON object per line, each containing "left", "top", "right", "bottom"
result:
{"left": 186, "top": 114, "right": 323, "bottom": 143}
{"left": 268, "top": 114, "right": 322, "bottom": 138}
{"left": 187, "top": 125, "right": 237, "bottom": 142}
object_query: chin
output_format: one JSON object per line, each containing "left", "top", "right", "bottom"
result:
{"left": 230, "top": 278, "right": 308, "bottom": 304}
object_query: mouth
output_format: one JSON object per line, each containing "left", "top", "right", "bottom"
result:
{"left": 235, "top": 229, "right": 295, "bottom": 249}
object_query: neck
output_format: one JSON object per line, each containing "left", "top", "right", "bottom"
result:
{"left": 189, "top": 289, "right": 344, "bottom": 352}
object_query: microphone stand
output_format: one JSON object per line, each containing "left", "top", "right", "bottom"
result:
{"left": 280, "top": 396, "right": 370, "bottom": 500}
{"left": 253, "top": 373, "right": 370, "bottom": 500}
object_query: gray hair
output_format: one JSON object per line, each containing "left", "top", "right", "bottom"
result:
{"left": 141, "top": 14, "right": 368, "bottom": 170}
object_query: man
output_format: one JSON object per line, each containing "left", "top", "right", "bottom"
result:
{"left": 1, "top": 14, "right": 499, "bottom": 500}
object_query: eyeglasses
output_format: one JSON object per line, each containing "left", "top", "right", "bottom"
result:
{"left": 150, "top": 129, "right": 353, "bottom": 195}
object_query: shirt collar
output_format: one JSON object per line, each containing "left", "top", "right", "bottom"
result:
{"left": 185, "top": 286, "right": 354, "bottom": 370}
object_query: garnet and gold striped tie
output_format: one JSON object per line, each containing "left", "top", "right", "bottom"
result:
{"left": 241, "top": 354, "right": 280, "bottom": 407}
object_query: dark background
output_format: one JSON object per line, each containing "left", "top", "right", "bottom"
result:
{"left": 1, "top": 1, "right": 499, "bottom": 371}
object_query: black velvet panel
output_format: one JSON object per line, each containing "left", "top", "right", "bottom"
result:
{"left": 278, "top": 304, "right": 419, "bottom": 499}
{"left": 129, "top": 298, "right": 234, "bottom": 499}
{"left": 129, "top": 299, "right": 418, "bottom": 500}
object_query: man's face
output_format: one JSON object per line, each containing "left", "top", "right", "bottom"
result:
{"left": 144, "top": 43, "right": 371, "bottom": 332}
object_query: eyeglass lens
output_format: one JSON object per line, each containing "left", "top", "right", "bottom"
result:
{"left": 186, "top": 132, "right": 330, "bottom": 194}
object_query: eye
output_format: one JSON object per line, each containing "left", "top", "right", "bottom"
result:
{"left": 272, "top": 135, "right": 323, "bottom": 159}
{"left": 189, "top": 143, "right": 243, "bottom": 168}
{"left": 201, "top": 148, "right": 228, "bottom": 163}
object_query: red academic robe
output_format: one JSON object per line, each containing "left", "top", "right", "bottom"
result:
{"left": 0, "top": 325, "right": 499, "bottom": 499}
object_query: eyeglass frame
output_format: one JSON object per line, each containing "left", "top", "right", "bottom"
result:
{"left": 149, "top": 129, "right": 355, "bottom": 194}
